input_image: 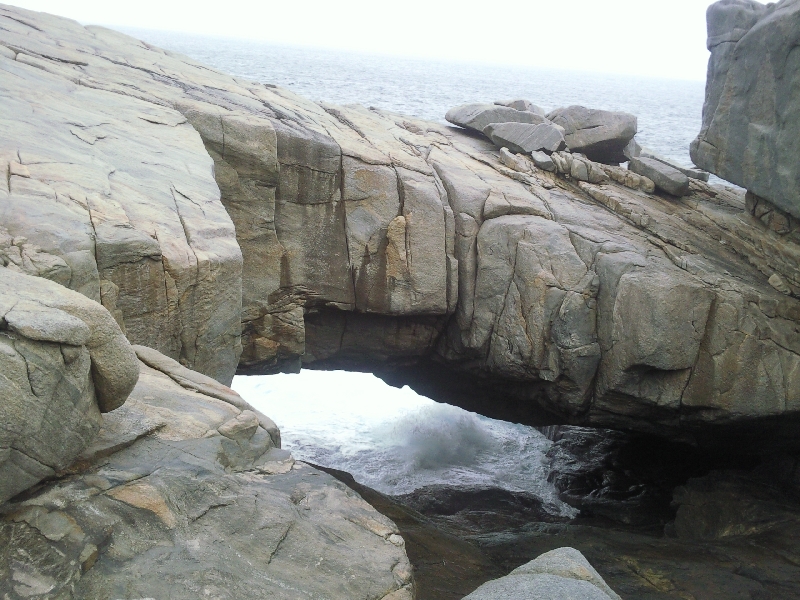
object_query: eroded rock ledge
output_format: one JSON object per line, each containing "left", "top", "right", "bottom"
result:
{"left": 1, "top": 3, "right": 799, "bottom": 449}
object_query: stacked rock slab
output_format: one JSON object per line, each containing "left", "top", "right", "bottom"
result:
{"left": 629, "top": 156, "right": 691, "bottom": 197}
{"left": 547, "top": 105, "right": 638, "bottom": 163}
{"left": 464, "top": 547, "right": 621, "bottom": 599}
{"left": 691, "top": 0, "right": 800, "bottom": 220}
{"left": 2, "top": 5, "right": 800, "bottom": 448}
{"left": 0, "top": 268, "right": 138, "bottom": 503}
{"left": 0, "top": 347, "right": 413, "bottom": 600}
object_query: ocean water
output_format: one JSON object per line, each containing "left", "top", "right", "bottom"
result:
{"left": 128, "top": 29, "right": 714, "bottom": 514}
{"left": 121, "top": 28, "right": 707, "bottom": 169}
{"left": 233, "top": 371, "right": 577, "bottom": 517}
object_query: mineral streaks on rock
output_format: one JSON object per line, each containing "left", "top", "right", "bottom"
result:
{"left": 691, "top": 0, "right": 800, "bottom": 219}
{"left": 0, "top": 268, "right": 138, "bottom": 503}
{"left": 0, "top": 13, "right": 243, "bottom": 385}
{"left": 464, "top": 547, "right": 622, "bottom": 600}
{"left": 547, "top": 105, "right": 638, "bottom": 164}
{"left": 0, "top": 349, "right": 413, "bottom": 599}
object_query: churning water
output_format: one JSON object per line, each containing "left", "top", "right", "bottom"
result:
{"left": 233, "top": 371, "right": 576, "bottom": 517}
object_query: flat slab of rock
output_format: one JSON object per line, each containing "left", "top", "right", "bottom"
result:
{"left": 494, "top": 98, "right": 546, "bottom": 116}
{"left": 629, "top": 156, "right": 690, "bottom": 196}
{"left": 640, "top": 149, "right": 710, "bottom": 181}
{"left": 484, "top": 122, "right": 566, "bottom": 154}
{"left": 548, "top": 105, "right": 637, "bottom": 163}
{"left": 446, "top": 103, "right": 546, "bottom": 133}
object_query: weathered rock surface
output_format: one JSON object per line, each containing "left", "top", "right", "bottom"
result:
{"left": 629, "top": 156, "right": 691, "bottom": 197}
{"left": 547, "top": 106, "right": 637, "bottom": 163}
{"left": 495, "top": 98, "right": 547, "bottom": 116}
{"left": 0, "top": 349, "right": 413, "bottom": 599}
{"left": 484, "top": 121, "right": 567, "bottom": 154}
{"left": 0, "top": 268, "right": 138, "bottom": 504}
{"left": 639, "top": 149, "right": 710, "bottom": 182}
{"left": 446, "top": 103, "right": 547, "bottom": 133}
{"left": 2, "top": 5, "right": 800, "bottom": 449}
{"left": 691, "top": 0, "right": 800, "bottom": 219}
{"left": 464, "top": 547, "right": 621, "bottom": 600}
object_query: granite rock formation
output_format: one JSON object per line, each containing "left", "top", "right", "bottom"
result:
{"left": 1, "top": 4, "right": 799, "bottom": 451}
{"left": 0, "top": 268, "right": 138, "bottom": 504}
{"left": 691, "top": 0, "right": 800, "bottom": 220}
{"left": 0, "top": 348, "right": 413, "bottom": 599}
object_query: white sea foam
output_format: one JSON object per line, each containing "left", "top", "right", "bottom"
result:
{"left": 233, "top": 371, "right": 577, "bottom": 517}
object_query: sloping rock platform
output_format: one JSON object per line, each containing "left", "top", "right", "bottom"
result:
{"left": 0, "top": 349, "right": 413, "bottom": 599}
{"left": 1, "top": 3, "right": 799, "bottom": 453}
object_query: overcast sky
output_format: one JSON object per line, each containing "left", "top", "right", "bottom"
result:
{"left": 8, "top": 1, "right": 714, "bottom": 79}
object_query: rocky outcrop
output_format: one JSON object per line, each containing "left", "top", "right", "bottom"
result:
{"left": 547, "top": 106, "right": 637, "bottom": 164}
{"left": 691, "top": 0, "right": 800, "bottom": 220}
{"left": 445, "top": 103, "right": 546, "bottom": 133}
{"left": 0, "top": 348, "right": 413, "bottom": 599}
{"left": 463, "top": 547, "right": 622, "bottom": 600}
{"left": 0, "top": 268, "right": 138, "bottom": 504}
{"left": 484, "top": 121, "right": 567, "bottom": 154}
{"left": 1, "top": 4, "right": 800, "bottom": 449}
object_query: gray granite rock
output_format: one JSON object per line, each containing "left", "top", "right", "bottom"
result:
{"left": 494, "top": 98, "right": 547, "bottom": 116}
{"left": 691, "top": 0, "right": 800, "bottom": 218}
{"left": 464, "top": 547, "right": 620, "bottom": 599}
{"left": 531, "top": 150, "right": 556, "bottom": 172}
{"left": 0, "top": 268, "right": 138, "bottom": 504}
{"left": 629, "top": 156, "right": 691, "bottom": 196}
{"left": 484, "top": 122, "right": 567, "bottom": 154}
{"left": 640, "top": 149, "right": 710, "bottom": 181}
{"left": 548, "top": 105, "right": 637, "bottom": 164}
{"left": 0, "top": 349, "right": 413, "bottom": 600}
{"left": 446, "top": 103, "right": 547, "bottom": 133}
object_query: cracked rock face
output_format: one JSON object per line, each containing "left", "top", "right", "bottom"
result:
{"left": 0, "top": 268, "right": 138, "bottom": 504}
{"left": 691, "top": 0, "right": 800, "bottom": 220}
{"left": 1, "top": 5, "right": 800, "bottom": 449}
{"left": 0, "top": 350, "right": 413, "bottom": 600}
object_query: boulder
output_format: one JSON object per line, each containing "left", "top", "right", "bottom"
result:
{"left": 463, "top": 547, "right": 621, "bottom": 599}
{"left": 0, "top": 268, "right": 138, "bottom": 504}
{"left": 445, "top": 103, "right": 547, "bottom": 133}
{"left": 484, "top": 122, "right": 567, "bottom": 154}
{"left": 0, "top": 349, "right": 413, "bottom": 599}
{"left": 629, "top": 156, "right": 691, "bottom": 196}
{"left": 547, "top": 105, "right": 637, "bottom": 163}
{"left": 531, "top": 150, "right": 556, "bottom": 172}
{"left": 640, "top": 149, "right": 710, "bottom": 181}
{"left": 691, "top": 0, "right": 800, "bottom": 219}
{"left": 494, "top": 98, "right": 547, "bottom": 116}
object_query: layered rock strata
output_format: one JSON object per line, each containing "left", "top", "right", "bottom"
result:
{"left": 1, "top": 5, "right": 799, "bottom": 448}
{"left": 692, "top": 0, "right": 800, "bottom": 219}
{"left": 0, "top": 348, "right": 413, "bottom": 599}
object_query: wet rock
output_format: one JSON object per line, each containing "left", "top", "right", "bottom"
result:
{"left": 484, "top": 122, "right": 567, "bottom": 154}
{"left": 547, "top": 105, "right": 637, "bottom": 164}
{"left": 691, "top": 0, "right": 800, "bottom": 219}
{"left": 629, "top": 156, "right": 691, "bottom": 196}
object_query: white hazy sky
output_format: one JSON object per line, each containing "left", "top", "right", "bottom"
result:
{"left": 8, "top": 1, "right": 715, "bottom": 79}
